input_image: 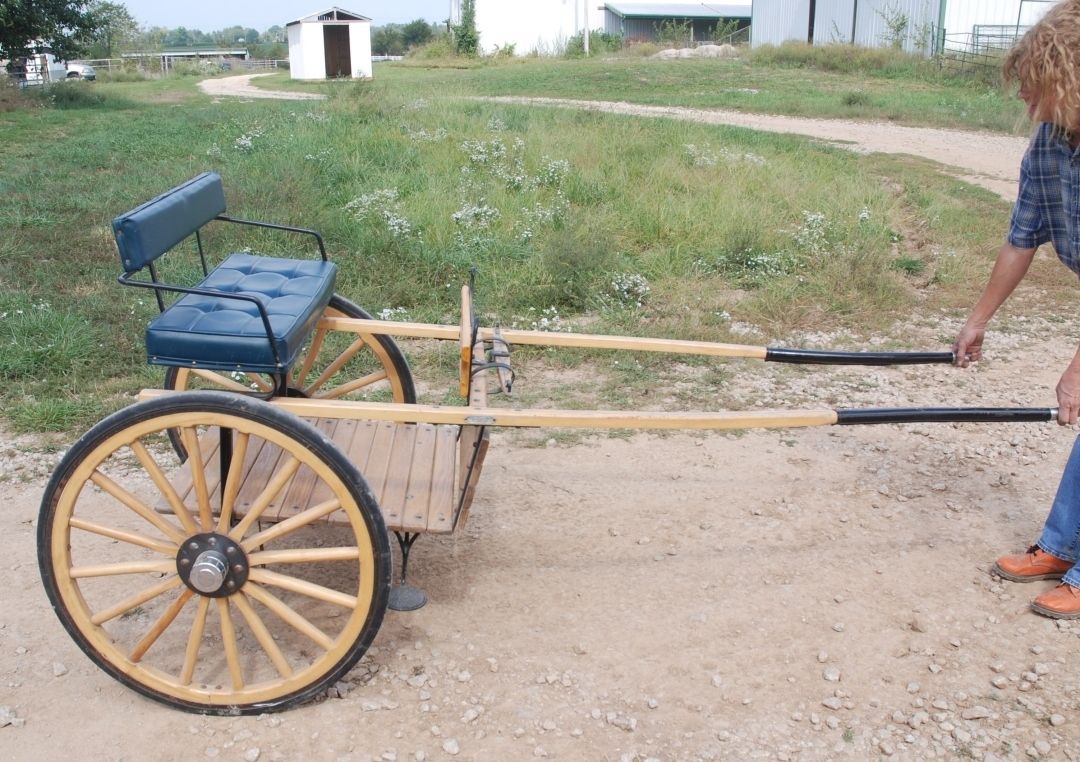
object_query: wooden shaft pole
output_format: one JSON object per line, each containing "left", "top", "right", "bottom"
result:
{"left": 319, "top": 317, "right": 769, "bottom": 360}
{"left": 137, "top": 390, "right": 837, "bottom": 430}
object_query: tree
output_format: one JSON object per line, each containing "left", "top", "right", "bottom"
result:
{"left": 401, "top": 19, "right": 433, "bottom": 49}
{"left": 371, "top": 25, "right": 404, "bottom": 56}
{"left": 0, "top": 0, "right": 101, "bottom": 61}
{"left": 452, "top": 0, "right": 478, "bottom": 56}
{"left": 82, "top": 1, "right": 138, "bottom": 58}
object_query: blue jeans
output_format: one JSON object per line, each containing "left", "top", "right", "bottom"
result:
{"left": 1039, "top": 435, "right": 1080, "bottom": 588}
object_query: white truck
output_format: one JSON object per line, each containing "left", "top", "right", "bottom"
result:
{"left": 10, "top": 52, "right": 95, "bottom": 86}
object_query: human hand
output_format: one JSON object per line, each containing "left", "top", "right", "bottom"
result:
{"left": 953, "top": 323, "right": 985, "bottom": 368}
{"left": 1056, "top": 365, "right": 1080, "bottom": 425}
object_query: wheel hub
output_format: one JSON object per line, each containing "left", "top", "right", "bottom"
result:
{"left": 176, "top": 533, "right": 249, "bottom": 597}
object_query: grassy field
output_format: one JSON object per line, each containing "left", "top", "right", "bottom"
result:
{"left": 256, "top": 47, "right": 1030, "bottom": 134}
{"left": 0, "top": 52, "right": 1046, "bottom": 433}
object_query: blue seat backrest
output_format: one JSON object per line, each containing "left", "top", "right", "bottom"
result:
{"left": 112, "top": 172, "right": 227, "bottom": 273}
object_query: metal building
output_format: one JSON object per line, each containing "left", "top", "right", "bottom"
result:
{"left": 750, "top": 0, "right": 1057, "bottom": 52}
{"left": 449, "top": 0, "right": 603, "bottom": 55}
{"left": 287, "top": 7, "right": 373, "bottom": 80}
{"left": 602, "top": 3, "right": 752, "bottom": 43}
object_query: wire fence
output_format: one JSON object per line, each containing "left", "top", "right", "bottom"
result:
{"left": 930, "top": 25, "right": 1026, "bottom": 77}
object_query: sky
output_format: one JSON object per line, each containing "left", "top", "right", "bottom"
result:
{"left": 117, "top": 1, "right": 451, "bottom": 31}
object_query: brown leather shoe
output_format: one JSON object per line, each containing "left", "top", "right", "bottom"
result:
{"left": 1033, "top": 583, "right": 1080, "bottom": 619}
{"left": 993, "top": 545, "right": 1073, "bottom": 582}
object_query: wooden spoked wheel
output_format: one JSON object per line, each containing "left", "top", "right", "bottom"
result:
{"left": 38, "top": 392, "right": 390, "bottom": 714}
{"left": 164, "top": 295, "right": 417, "bottom": 402}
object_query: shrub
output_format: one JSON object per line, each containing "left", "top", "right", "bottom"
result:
{"left": 407, "top": 36, "right": 461, "bottom": 61}
{"left": 563, "top": 30, "right": 624, "bottom": 58}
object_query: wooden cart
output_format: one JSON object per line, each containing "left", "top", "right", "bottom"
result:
{"left": 37, "top": 174, "right": 1057, "bottom": 715}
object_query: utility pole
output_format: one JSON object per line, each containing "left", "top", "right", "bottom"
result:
{"left": 584, "top": 0, "right": 590, "bottom": 55}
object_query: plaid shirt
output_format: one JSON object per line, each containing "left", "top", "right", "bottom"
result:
{"left": 1008, "top": 122, "right": 1080, "bottom": 274}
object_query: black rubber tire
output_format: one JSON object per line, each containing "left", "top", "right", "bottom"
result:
{"left": 38, "top": 391, "right": 391, "bottom": 715}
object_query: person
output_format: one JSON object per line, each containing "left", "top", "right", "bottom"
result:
{"left": 953, "top": 0, "right": 1080, "bottom": 619}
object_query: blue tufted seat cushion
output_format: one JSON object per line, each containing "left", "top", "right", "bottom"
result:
{"left": 145, "top": 252, "right": 337, "bottom": 373}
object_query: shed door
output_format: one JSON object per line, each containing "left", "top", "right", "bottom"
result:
{"left": 324, "top": 24, "right": 351, "bottom": 77}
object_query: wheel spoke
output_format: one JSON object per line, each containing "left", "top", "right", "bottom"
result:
{"left": 90, "top": 575, "right": 182, "bottom": 626}
{"left": 216, "top": 599, "right": 244, "bottom": 690}
{"left": 294, "top": 324, "right": 331, "bottom": 389}
{"left": 228, "top": 456, "right": 302, "bottom": 540}
{"left": 303, "top": 336, "right": 367, "bottom": 395}
{"left": 248, "top": 547, "right": 360, "bottom": 566}
{"left": 248, "top": 568, "right": 357, "bottom": 609}
{"left": 69, "top": 518, "right": 177, "bottom": 556}
{"left": 180, "top": 596, "right": 210, "bottom": 685}
{"left": 313, "top": 369, "right": 388, "bottom": 400}
{"left": 130, "top": 441, "right": 200, "bottom": 535}
{"left": 217, "top": 431, "right": 250, "bottom": 533}
{"left": 188, "top": 368, "right": 253, "bottom": 393}
{"left": 179, "top": 427, "right": 213, "bottom": 530}
{"left": 90, "top": 470, "right": 187, "bottom": 544}
{"left": 232, "top": 592, "right": 293, "bottom": 678}
{"left": 243, "top": 582, "right": 335, "bottom": 650}
{"left": 70, "top": 560, "right": 175, "bottom": 578}
{"left": 245, "top": 373, "right": 272, "bottom": 392}
{"left": 241, "top": 498, "right": 341, "bottom": 551}
{"left": 130, "top": 588, "right": 194, "bottom": 662}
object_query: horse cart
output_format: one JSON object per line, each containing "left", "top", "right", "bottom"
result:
{"left": 37, "top": 173, "right": 1056, "bottom": 715}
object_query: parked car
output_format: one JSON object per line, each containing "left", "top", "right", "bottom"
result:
{"left": 65, "top": 62, "right": 96, "bottom": 81}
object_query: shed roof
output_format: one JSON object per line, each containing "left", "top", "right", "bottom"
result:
{"left": 603, "top": 3, "right": 751, "bottom": 19}
{"left": 286, "top": 7, "right": 371, "bottom": 26}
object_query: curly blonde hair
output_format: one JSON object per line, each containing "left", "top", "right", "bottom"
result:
{"left": 1003, "top": 0, "right": 1080, "bottom": 131}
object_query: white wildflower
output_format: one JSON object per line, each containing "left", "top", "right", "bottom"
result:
{"left": 452, "top": 201, "right": 500, "bottom": 230}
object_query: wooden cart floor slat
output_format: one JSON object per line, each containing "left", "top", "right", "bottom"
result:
{"left": 165, "top": 419, "right": 462, "bottom": 533}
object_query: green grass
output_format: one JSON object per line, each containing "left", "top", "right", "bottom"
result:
{"left": 374, "top": 52, "right": 1027, "bottom": 133}
{"left": 0, "top": 53, "right": 1044, "bottom": 431}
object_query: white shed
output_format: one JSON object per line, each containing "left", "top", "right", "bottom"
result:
{"left": 449, "top": 0, "right": 603, "bottom": 55}
{"left": 287, "top": 7, "right": 373, "bottom": 80}
{"left": 750, "top": 0, "right": 1056, "bottom": 52}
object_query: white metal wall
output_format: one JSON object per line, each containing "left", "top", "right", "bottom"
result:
{"left": 288, "top": 23, "right": 325, "bottom": 79}
{"left": 452, "top": 0, "right": 603, "bottom": 55}
{"left": 752, "top": 0, "right": 1053, "bottom": 50}
{"left": 941, "top": 0, "right": 1053, "bottom": 38}
{"left": 349, "top": 22, "right": 373, "bottom": 78}
{"left": 751, "top": 0, "right": 812, "bottom": 46}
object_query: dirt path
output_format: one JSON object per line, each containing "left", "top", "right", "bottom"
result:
{"left": 479, "top": 96, "right": 1029, "bottom": 202}
{"left": 198, "top": 73, "right": 327, "bottom": 101}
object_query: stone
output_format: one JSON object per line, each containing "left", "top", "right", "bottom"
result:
{"left": 962, "top": 707, "right": 992, "bottom": 720}
{"left": 823, "top": 667, "right": 841, "bottom": 682}
{"left": 244, "top": 750, "right": 261, "bottom": 762}
{"left": 441, "top": 739, "right": 460, "bottom": 756}
{"left": 822, "top": 697, "right": 842, "bottom": 711}
{"left": 52, "top": 662, "right": 67, "bottom": 677}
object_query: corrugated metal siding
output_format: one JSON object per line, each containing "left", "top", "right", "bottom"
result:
{"left": 813, "top": 0, "right": 855, "bottom": 43}
{"left": 854, "top": 0, "right": 939, "bottom": 52}
{"left": 941, "top": 0, "right": 1053, "bottom": 38}
{"left": 751, "top": 0, "right": 812, "bottom": 46}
